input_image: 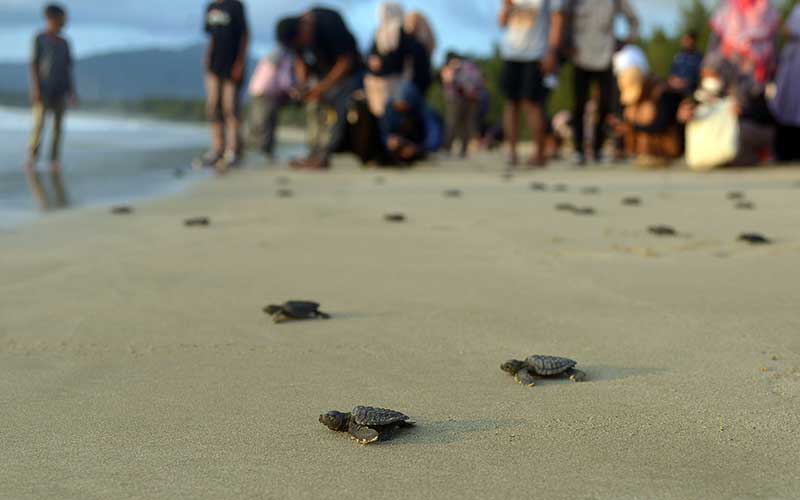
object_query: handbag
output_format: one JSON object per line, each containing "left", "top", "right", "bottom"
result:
{"left": 686, "top": 97, "right": 739, "bottom": 171}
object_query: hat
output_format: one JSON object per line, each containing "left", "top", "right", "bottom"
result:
{"left": 617, "top": 67, "right": 645, "bottom": 106}
{"left": 613, "top": 45, "right": 649, "bottom": 75}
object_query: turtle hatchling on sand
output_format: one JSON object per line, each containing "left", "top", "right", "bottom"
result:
{"left": 263, "top": 301, "right": 330, "bottom": 323}
{"left": 320, "top": 406, "right": 415, "bottom": 444}
{"left": 501, "top": 355, "right": 586, "bottom": 387}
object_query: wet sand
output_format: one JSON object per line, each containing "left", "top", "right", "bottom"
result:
{"left": 2, "top": 156, "right": 800, "bottom": 499}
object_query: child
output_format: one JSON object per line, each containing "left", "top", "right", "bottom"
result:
{"left": 669, "top": 31, "right": 703, "bottom": 95}
{"left": 196, "top": 0, "right": 249, "bottom": 172}
{"left": 26, "top": 4, "right": 77, "bottom": 173}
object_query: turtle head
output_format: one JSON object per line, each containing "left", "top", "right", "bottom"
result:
{"left": 501, "top": 359, "right": 526, "bottom": 374}
{"left": 319, "top": 411, "right": 349, "bottom": 432}
{"left": 263, "top": 305, "right": 282, "bottom": 315}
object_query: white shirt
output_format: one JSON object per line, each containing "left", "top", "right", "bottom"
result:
{"left": 502, "top": 0, "right": 563, "bottom": 62}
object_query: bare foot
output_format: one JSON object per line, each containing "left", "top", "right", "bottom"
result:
{"left": 49, "top": 161, "right": 61, "bottom": 173}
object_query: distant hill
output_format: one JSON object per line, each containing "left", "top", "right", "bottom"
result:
{"left": 0, "top": 44, "right": 231, "bottom": 102}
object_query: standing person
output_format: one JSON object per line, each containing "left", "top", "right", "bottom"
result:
{"left": 441, "top": 53, "right": 484, "bottom": 158}
{"left": 669, "top": 31, "right": 703, "bottom": 95}
{"left": 499, "top": 0, "right": 564, "bottom": 168}
{"left": 277, "top": 7, "right": 363, "bottom": 170}
{"left": 196, "top": 0, "right": 249, "bottom": 172}
{"left": 247, "top": 50, "right": 295, "bottom": 162}
{"left": 365, "top": 3, "right": 413, "bottom": 117}
{"left": 404, "top": 11, "right": 436, "bottom": 96}
{"left": 26, "top": 4, "right": 77, "bottom": 173}
{"left": 565, "top": 0, "right": 638, "bottom": 165}
{"left": 770, "top": 4, "right": 800, "bottom": 162}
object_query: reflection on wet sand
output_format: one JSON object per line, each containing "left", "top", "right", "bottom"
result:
{"left": 25, "top": 170, "right": 70, "bottom": 211}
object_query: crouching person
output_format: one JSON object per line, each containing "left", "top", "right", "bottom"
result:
{"left": 277, "top": 7, "right": 363, "bottom": 170}
{"left": 381, "top": 81, "right": 443, "bottom": 165}
{"left": 612, "top": 46, "right": 683, "bottom": 168}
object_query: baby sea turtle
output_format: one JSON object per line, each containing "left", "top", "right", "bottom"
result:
{"left": 582, "top": 186, "right": 600, "bottom": 195}
{"left": 530, "top": 182, "right": 548, "bottom": 191}
{"left": 444, "top": 189, "right": 462, "bottom": 198}
{"left": 184, "top": 217, "right": 210, "bottom": 227}
{"left": 111, "top": 205, "right": 133, "bottom": 215}
{"left": 556, "top": 203, "right": 576, "bottom": 212}
{"left": 320, "top": 406, "right": 415, "bottom": 444}
{"left": 738, "top": 233, "right": 771, "bottom": 245}
{"left": 648, "top": 225, "right": 677, "bottom": 236}
{"left": 501, "top": 355, "right": 586, "bottom": 387}
{"left": 622, "top": 197, "right": 642, "bottom": 206}
{"left": 573, "top": 207, "right": 596, "bottom": 216}
{"left": 263, "top": 301, "right": 330, "bottom": 323}
{"left": 727, "top": 191, "right": 745, "bottom": 200}
{"left": 277, "top": 189, "right": 294, "bottom": 198}
{"left": 735, "top": 201, "right": 755, "bottom": 210}
{"left": 384, "top": 213, "right": 407, "bottom": 223}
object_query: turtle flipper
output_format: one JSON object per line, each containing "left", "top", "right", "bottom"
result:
{"left": 348, "top": 422, "right": 380, "bottom": 444}
{"left": 566, "top": 368, "right": 587, "bottom": 382}
{"left": 272, "top": 312, "right": 291, "bottom": 324}
{"left": 515, "top": 368, "right": 538, "bottom": 387}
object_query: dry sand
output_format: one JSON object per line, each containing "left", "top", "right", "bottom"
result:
{"left": 2, "top": 156, "right": 800, "bottom": 499}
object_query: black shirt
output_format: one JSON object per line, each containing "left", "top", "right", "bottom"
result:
{"left": 304, "top": 8, "right": 361, "bottom": 78}
{"left": 32, "top": 33, "right": 73, "bottom": 104}
{"left": 205, "top": 0, "right": 248, "bottom": 78}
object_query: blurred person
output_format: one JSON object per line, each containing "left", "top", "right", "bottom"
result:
{"left": 769, "top": 4, "right": 800, "bottom": 162}
{"left": 247, "top": 50, "right": 295, "bottom": 162}
{"left": 404, "top": 11, "right": 436, "bottom": 96}
{"left": 441, "top": 53, "right": 484, "bottom": 158}
{"left": 499, "top": 0, "right": 564, "bottom": 168}
{"left": 680, "top": 53, "right": 775, "bottom": 168}
{"left": 365, "top": 3, "right": 430, "bottom": 116}
{"left": 564, "top": 0, "right": 639, "bottom": 165}
{"left": 612, "top": 45, "right": 683, "bottom": 168}
{"left": 381, "top": 81, "right": 443, "bottom": 165}
{"left": 196, "top": 0, "right": 249, "bottom": 172}
{"left": 708, "top": 0, "right": 780, "bottom": 92}
{"left": 669, "top": 31, "right": 703, "bottom": 95}
{"left": 277, "top": 7, "right": 363, "bottom": 170}
{"left": 26, "top": 4, "right": 77, "bottom": 173}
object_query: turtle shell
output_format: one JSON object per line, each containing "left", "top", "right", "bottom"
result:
{"left": 282, "top": 301, "right": 321, "bottom": 318}
{"left": 526, "top": 355, "right": 577, "bottom": 376}
{"left": 352, "top": 406, "right": 410, "bottom": 427}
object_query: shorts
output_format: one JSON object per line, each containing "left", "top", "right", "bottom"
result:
{"left": 500, "top": 60, "right": 548, "bottom": 104}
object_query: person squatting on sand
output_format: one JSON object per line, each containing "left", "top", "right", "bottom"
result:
{"left": 277, "top": 7, "right": 363, "bottom": 170}
{"left": 26, "top": 3, "right": 77, "bottom": 173}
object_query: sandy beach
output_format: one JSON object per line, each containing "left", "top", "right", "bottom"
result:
{"left": 2, "top": 156, "right": 800, "bottom": 499}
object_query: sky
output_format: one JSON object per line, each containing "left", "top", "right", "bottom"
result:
{"left": 0, "top": 0, "right": 695, "bottom": 63}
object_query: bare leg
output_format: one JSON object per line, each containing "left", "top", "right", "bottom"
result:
{"left": 523, "top": 100, "right": 546, "bottom": 166}
{"left": 27, "top": 103, "right": 47, "bottom": 170}
{"left": 49, "top": 101, "right": 65, "bottom": 172}
{"left": 504, "top": 101, "right": 520, "bottom": 166}
{"left": 222, "top": 79, "right": 241, "bottom": 161}
{"left": 205, "top": 74, "right": 225, "bottom": 160}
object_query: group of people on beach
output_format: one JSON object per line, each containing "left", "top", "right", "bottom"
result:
{"left": 23, "top": 0, "right": 800, "bottom": 174}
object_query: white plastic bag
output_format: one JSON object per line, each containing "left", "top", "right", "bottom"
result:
{"left": 686, "top": 97, "right": 739, "bottom": 171}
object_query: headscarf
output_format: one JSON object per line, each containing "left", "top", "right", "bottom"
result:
{"left": 404, "top": 11, "right": 436, "bottom": 56}
{"left": 710, "top": 0, "right": 780, "bottom": 84}
{"left": 375, "top": 3, "right": 404, "bottom": 55}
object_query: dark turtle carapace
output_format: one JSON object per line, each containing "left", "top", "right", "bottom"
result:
{"left": 738, "top": 233, "right": 772, "bottom": 245}
{"left": 530, "top": 182, "right": 548, "bottom": 191}
{"left": 263, "top": 301, "right": 330, "bottom": 323}
{"left": 648, "top": 225, "right": 677, "bottom": 236}
{"left": 384, "top": 213, "right": 407, "bottom": 223}
{"left": 277, "top": 189, "right": 294, "bottom": 198}
{"left": 727, "top": 191, "right": 745, "bottom": 200}
{"left": 622, "top": 197, "right": 642, "bottom": 206}
{"left": 501, "top": 355, "right": 586, "bottom": 387}
{"left": 735, "top": 201, "right": 755, "bottom": 210}
{"left": 444, "top": 189, "right": 463, "bottom": 198}
{"left": 111, "top": 205, "right": 133, "bottom": 215}
{"left": 556, "top": 203, "right": 576, "bottom": 212}
{"left": 320, "top": 406, "right": 415, "bottom": 444}
{"left": 573, "top": 207, "right": 596, "bottom": 216}
{"left": 184, "top": 217, "right": 210, "bottom": 227}
{"left": 582, "top": 186, "right": 600, "bottom": 195}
